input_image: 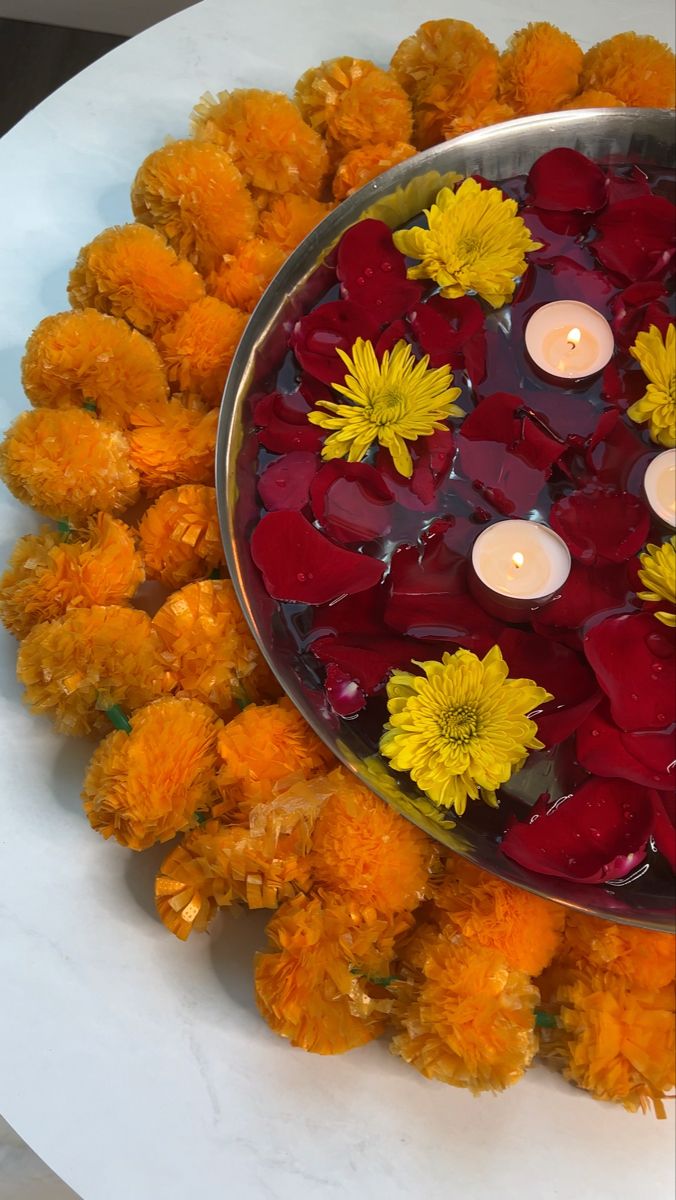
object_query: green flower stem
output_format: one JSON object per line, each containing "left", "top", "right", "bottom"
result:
{"left": 105, "top": 705, "right": 132, "bottom": 734}
{"left": 534, "top": 1009, "right": 557, "bottom": 1029}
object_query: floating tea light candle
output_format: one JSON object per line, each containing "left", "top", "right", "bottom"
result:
{"left": 524, "top": 301, "right": 614, "bottom": 381}
{"left": 469, "top": 519, "right": 572, "bottom": 623}
{"left": 643, "top": 449, "right": 676, "bottom": 528}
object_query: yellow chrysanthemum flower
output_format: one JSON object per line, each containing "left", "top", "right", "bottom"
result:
{"left": 637, "top": 537, "right": 676, "bottom": 628}
{"left": 379, "top": 645, "right": 551, "bottom": 815}
{"left": 393, "top": 178, "right": 541, "bottom": 308}
{"left": 627, "top": 324, "right": 675, "bottom": 448}
{"left": 307, "top": 338, "right": 462, "bottom": 478}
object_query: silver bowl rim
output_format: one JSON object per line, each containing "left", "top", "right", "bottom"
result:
{"left": 217, "top": 107, "right": 676, "bottom": 932}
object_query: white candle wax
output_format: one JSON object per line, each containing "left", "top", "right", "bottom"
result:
{"left": 525, "top": 301, "right": 614, "bottom": 380}
{"left": 644, "top": 449, "right": 676, "bottom": 528}
{"left": 471, "top": 520, "right": 571, "bottom": 604}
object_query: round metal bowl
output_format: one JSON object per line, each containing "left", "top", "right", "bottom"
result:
{"left": 217, "top": 108, "right": 676, "bottom": 932}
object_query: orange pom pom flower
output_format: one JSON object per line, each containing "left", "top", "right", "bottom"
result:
{"left": 255, "top": 893, "right": 407, "bottom": 1054}
{"left": 391, "top": 929, "right": 539, "bottom": 1092}
{"left": 432, "top": 857, "right": 565, "bottom": 976}
{"left": 310, "top": 766, "right": 434, "bottom": 914}
{"left": 152, "top": 579, "right": 280, "bottom": 720}
{"left": 128, "top": 401, "right": 217, "bottom": 495}
{"left": 131, "top": 139, "right": 257, "bottom": 273}
{"left": 0, "top": 408, "right": 139, "bottom": 521}
{"left": 296, "top": 58, "right": 412, "bottom": 156}
{"left": 259, "top": 194, "right": 334, "bottom": 253}
{"left": 83, "top": 696, "right": 221, "bottom": 850}
{"left": 332, "top": 141, "right": 417, "bottom": 201}
{"left": 208, "top": 237, "right": 286, "bottom": 312}
{"left": 499, "top": 23, "right": 583, "bottom": 115}
{"left": 390, "top": 20, "right": 499, "bottom": 149}
{"left": 21, "top": 309, "right": 168, "bottom": 427}
{"left": 215, "top": 696, "right": 333, "bottom": 818}
{"left": 155, "top": 296, "right": 247, "bottom": 407}
{"left": 17, "top": 605, "right": 169, "bottom": 736}
{"left": 138, "top": 483, "right": 225, "bottom": 589}
{"left": 581, "top": 33, "right": 675, "bottom": 108}
{"left": 561, "top": 90, "right": 624, "bottom": 110}
{"left": 68, "top": 223, "right": 205, "bottom": 335}
{"left": 192, "top": 88, "right": 329, "bottom": 198}
{"left": 558, "top": 912, "right": 676, "bottom": 991}
{"left": 0, "top": 514, "right": 143, "bottom": 639}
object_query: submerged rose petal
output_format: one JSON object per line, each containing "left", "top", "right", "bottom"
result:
{"left": 251, "top": 510, "right": 385, "bottom": 604}
{"left": 527, "top": 149, "right": 608, "bottom": 213}
{"left": 521, "top": 207, "right": 595, "bottom": 263}
{"left": 324, "top": 662, "right": 366, "bottom": 716}
{"left": 535, "top": 560, "right": 632, "bottom": 633}
{"left": 577, "top": 700, "right": 676, "bottom": 791}
{"left": 550, "top": 486, "right": 650, "bottom": 566}
{"left": 312, "top": 631, "right": 448, "bottom": 695}
{"left": 336, "top": 219, "right": 423, "bottom": 322}
{"left": 498, "top": 627, "right": 600, "bottom": 748}
{"left": 610, "top": 281, "right": 671, "bottom": 351}
{"left": 584, "top": 611, "right": 676, "bottom": 732}
{"left": 586, "top": 413, "right": 651, "bottom": 491}
{"left": 652, "top": 791, "right": 676, "bottom": 872}
{"left": 463, "top": 392, "right": 565, "bottom": 471}
{"left": 456, "top": 394, "right": 552, "bottom": 514}
{"left": 310, "top": 461, "right": 393, "bottom": 544}
{"left": 376, "top": 427, "right": 455, "bottom": 509}
{"left": 501, "top": 778, "right": 655, "bottom": 884}
{"left": 254, "top": 390, "right": 325, "bottom": 453}
{"left": 258, "top": 451, "right": 318, "bottom": 511}
{"left": 291, "top": 299, "right": 381, "bottom": 384}
{"left": 408, "top": 295, "right": 486, "bottom": 382}
{"left": 546, "top": 256, "right": 616, "bottom": 312}
{"left": 592, "top": 195, "right": 676, "bottom": 282}
{"left": 605, "top": 167, "right": 651, "bottom": 205}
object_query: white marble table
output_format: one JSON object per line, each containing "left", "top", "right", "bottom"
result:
{"left": 0, "top": 2, "right": 674, "bottom": 1197}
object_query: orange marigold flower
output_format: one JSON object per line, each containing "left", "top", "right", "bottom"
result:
{"left": 207, "top": 237, "right": 286, "bottom": 312}
{"left": 296, "top": 59, "right": 412, "bottom": 155}
{"left": 498, "top": 23, "right": 583, "bottom": 115}
{"left": 17, "top": 605, "right": 169, "bottom": 736}
{"left": 259, "top": 194, "right": 334, "bottom": 254}
{"left": 390, "top": 20, "right": 499, "bottom": 149}
{"left": 255, "top": 893, "right": 407, "bottom": 1053}
{"left": 538, "top": 966, "right": 675, "bottom": 1116}
{"left": 581, "top": 33, "right": 675, "bottom": 108}
{"left": 215, "top": 696, "right": 333, "bottom": 818}
{"left": 310, "top": 766, "right": 435, "bottom": 913}
{"left": 0, "top": 408, "right": 139, "bottom": 521}
{"left": 83, "top": 696, "right": 221, "bottom": 850}
{"left": 155, "top": 296, "right": 247, "bottom": 407}
{"left": 138, "top": 484, "right": 224, "bottom": 589}
{"left": 0, "top": 513, "right": 143, "bottom": 639}
{"left": 192, "top": 88, "right": 329, "bottom": 198}
{"left": 558, "top": 913, "right": 676, "bottom": 991}
{"left": 332, "top": 141, "right": 417, "bottom": 201}
{"left": 68, "top": 223, "right": 205, "bottom": 335}
{"left": 152, "top": 579, "right": 279, "bottom": 721}
{"left": 155, "top": 839, "right": 218, "bottom": 941}
{"left": 128, "top": 401, "right": 217, "bottom": 496}
{"left": 561, "top": 90, "right": 624, "bottom": 110}
{"left": 21, "top": 309, "right": 168, "bottom": 428}
{"left": 432, "top": 857, "right": 565, "bottom": 976}
{"left": 444, "top": 100, "right": 516, "bottom": 138}
{"left": 391, "top": 930, "right": 539, "bottom": 1092}
{"left": 131, "top": 139, "right": 257, "bottom": 273}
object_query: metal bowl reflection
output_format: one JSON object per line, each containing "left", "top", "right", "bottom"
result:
{"left": 217, "top": 108, "right": 675, "bottom": 932}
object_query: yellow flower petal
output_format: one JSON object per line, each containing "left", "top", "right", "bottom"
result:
{"left": 627, "top": 324, "right": 675, "bottom": 448}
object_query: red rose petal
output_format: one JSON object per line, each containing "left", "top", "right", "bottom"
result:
{"left": 376, "top": 428, "right": 455, "bottom": 510}
{"left": 586, "top": 414, "right": 652, "bottom": 491}
{"left": 251, "top": 510, "right": 385, "bottom": 604}
{"left": 498, "top": 627, "right": 600, "bottom": 748}
{"left": 456, "top": 394, "right": 551, "bottom": 515}
{"left": 527, "top": 148, "right": 608, "bottom": 213}
{"left": 311, "top": 632, "right": 449, "bottom": 695}
{"left": 593, "top": 195, "right": 676, "bottom": 282}
{"left": 547, "top": 256, "right": 616, "bottom": 312}
{"left": 375, "top": 319, "right": 410, "bottom": 357}
{"left": 324, "top": 663, "right": 366, "bottom": 716}
{"left": 254, "top": 391, "right": 325, "bottom": 453}
{"left": 577, "top": 700, "right": 676, "bottom": 790}
{"left": 550, "top": 486, "right": 650, "bottom": 566}
{"left": 584, "top": 611, "right": 676, "bottom": 732}
{"left": 336, "top": 219, "right": 423, "bottom": 322}
{"left": 310, "top": 461, "right": 393, "bottom": 544}
{"left": 535, "top": 560, "right": 632, "bottom": 633}
{"left": 501, "top": 777, "right": 654, "bottom": 883}
{"left": 291, "top": 300, "right": 382, "bottom": 385}
{"left": 408, "top": 294, "right": 486, "bottom": 382}
{"left": 651, "top": 791, "right": 676, "bottom": 872}
{"left": 605, "top": 167, "right": 651, "bottom": 205}
{"left": 610, "top": 281, "right": 670, "bottom": 351}
{"left": 258, "top": 451, "right": 318, "bottom": 511}
{"left": 521, "top": 207, "right": 595, "bottom": 263}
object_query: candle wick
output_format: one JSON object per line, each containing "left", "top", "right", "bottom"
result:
{"left": 567, "top": 326, "right": 581, "bottom": 350}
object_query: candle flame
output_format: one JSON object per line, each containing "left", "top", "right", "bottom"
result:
{"left": 567, "top": 326, "right": 581, "bottom": 349}
{"left": 512, "top": 551, "right": 525, "bottom": 569}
